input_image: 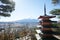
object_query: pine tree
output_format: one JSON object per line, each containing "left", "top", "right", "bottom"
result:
{"left": 0, "top": 0, "right": 15, "bottom": 17}
{"left": 50, "top": 0, "right": 60, "bottom": 17}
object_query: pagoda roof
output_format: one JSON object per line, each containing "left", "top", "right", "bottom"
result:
{"left": 38, "top": 16, "right": 56, "bottom": 19}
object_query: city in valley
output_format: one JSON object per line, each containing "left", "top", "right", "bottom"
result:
{"left": 0, "top": 20, "right": 39, "bottom": 40}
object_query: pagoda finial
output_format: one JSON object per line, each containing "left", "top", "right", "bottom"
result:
{"left": 44, "top": 4, "right": 47, "bottom": 16}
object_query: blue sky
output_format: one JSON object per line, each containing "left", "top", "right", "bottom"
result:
{"left": 0, "top": 0, "right": 60, "bottom": 22}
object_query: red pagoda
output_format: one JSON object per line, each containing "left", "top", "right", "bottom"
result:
{"left": 38, "top": 4, "right": 59, "bottom": 40}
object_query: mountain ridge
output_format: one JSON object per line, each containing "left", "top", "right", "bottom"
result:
{"left": 16, "top": 19, "right": 39, "bottom": 23}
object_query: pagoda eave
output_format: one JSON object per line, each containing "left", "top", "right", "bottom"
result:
{"left": 38, "top": 16, "right": 56, "bottom": 19}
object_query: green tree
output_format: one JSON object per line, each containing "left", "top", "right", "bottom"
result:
{"left": 52, "top": 0, "right": 59, "bottom": 5}
{"left": 50, "top": 9, "right": 60, "bottom": 15}
{"left": 0, "top": 0, "right": 15, "bottom": 17}
{"left": 50, "top": 0, "right": 60, "bottom": 18}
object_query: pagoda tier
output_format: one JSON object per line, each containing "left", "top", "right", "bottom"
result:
{"left": 38, "top": 16, "right": 59, "bottom": 40}
{"left": 38, "top": 16, "right": 56, "bottom": 19}
{"left": 42, "top": 30, "right": 60, "bottom": 35}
